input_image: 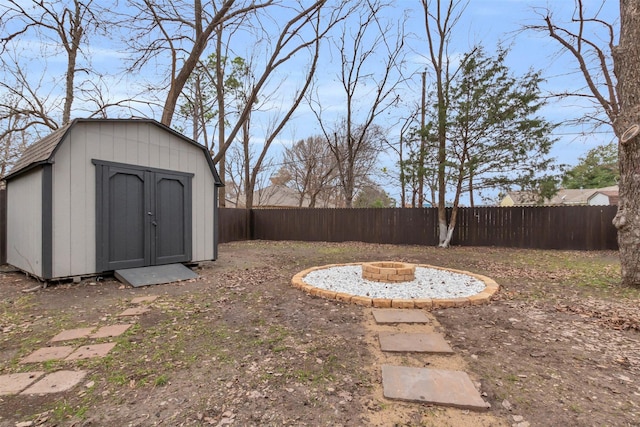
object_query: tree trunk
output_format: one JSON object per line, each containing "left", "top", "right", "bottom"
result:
{"left": 468, "top": 171, "right": 474, "bottom": 208}
{"left": 436, "top": 99, "right": 448, "bottom": 245}
{"left": 62, "top": 1, "right": 85, "bottom": 125}
{"left": 215, "top": 24, "right": 226, "bottom": 207}
{"left": 418, "top": 71, "right": 426, "bottom": 207}
{"left": 440, "top": 152, "right": 466, "bottom": 247}
{"left": 242, "top": 118, "right": 252, "bottom": 209}
{"left": 612, "top": 0, "right": 640, "bottom": 286}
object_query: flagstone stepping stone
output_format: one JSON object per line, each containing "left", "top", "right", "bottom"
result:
{"left": 117, "top": 307, "right": 151, "bottom": 317}
{"left": 372, "top": 308, "right": 430, "bottom": 324}
{"left": 65, "top": 343, "right": 117, "bottom": 360}
{"left": 131, "top": 295, "right": 159, "bottom": 304}
{"left": 379, "top": 332, "right": 454, "bottom": 354}
{"left": 0, "top": 372, "right": 44, "bottom": 395}
{"left": 21, "top": 370, "right": 87, "bottom": 395}
{"left": 90, "top": 324, "right": 132, "bottom": 338}
{"left": 50, "top": 327, "right": 95, "bottom": 342}
{"left": 382, "top": 365, "right": 490, "bottom": 410}
{"left": 20, "top": 346, "right": 75, "bottom": 364}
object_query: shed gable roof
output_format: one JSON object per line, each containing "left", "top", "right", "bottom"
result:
{"left": 6, "top": 122, "right": 73, "bottom": 179}
{"left": 4, "top": 118, "right": 222, "bottom": 186}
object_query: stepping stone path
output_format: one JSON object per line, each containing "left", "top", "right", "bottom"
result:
{"left": 0, "top": 295, "right": 158, "bottom": 396}
{"left": 378, "top": 332, "right": 454, "bottom": 354}
{"left": 372, "top": 308, "right": 431, "bottom": 324}
{"left": 0, "top": 372, "right": 44, "bottom": 395}
{"left": 373, "top": 308, "right": 490, "bottom": 411}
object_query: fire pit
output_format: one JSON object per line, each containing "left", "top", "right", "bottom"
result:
{"left": 291, "top": 262, "right": 500, "bottom": 309}
{"left": 361, "top": 261, "right": 416, "bottom": 283}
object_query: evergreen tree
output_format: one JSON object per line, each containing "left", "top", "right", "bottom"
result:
{"left": 562, "top": 142, "right": 618, "bottom": 189}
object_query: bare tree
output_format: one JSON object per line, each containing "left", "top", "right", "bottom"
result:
{"left": 1, "top": 0, "right": 104, "bottom": 126}
{"left": 224, "top": 143, "right": 246, "bottom": 207}
{"left": 399, "top": 120, "right": 441, "bottom": 208}
{"left": 224, "top": 142, "right": 277, "bottom": 208}
{"left": 353, "top": 180, "right": 394, "bottom": 207}
{"left": 282, "top": 136, "right": 338, "bottom": 207}
{"left": 211, "top": 1, "right": 351, "bottom": 165}
{"left": 420, "top": 0, "right": 468, "bottom": 246}
{"left": 222, "top": 2, "right": 350, "bottom": 209}
{"left": 323, "top": 121, "right": 385, "bottom": 207}
{"left": 381, "top": 105, "right": 441, "bottom": 208}
{"left": 310, "top": 0, "right": 406, "bottom": 207}
{"left": 122, "top": 0, "right": 272, "bottom": 127}
{"left": 530, "top": 1, "right": 640, "bottom": 286}
{"left": 0, "top": 54, "right": 59, "bottom": 132}
{"left": 0, "top": 94, "right": 32, "bottom": 176}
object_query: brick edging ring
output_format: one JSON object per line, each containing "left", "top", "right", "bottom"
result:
{"left": 291, "top": 262, "right": 499, "bottom": 309}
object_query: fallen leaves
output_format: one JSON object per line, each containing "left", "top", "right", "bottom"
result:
{"left": 555, "top": 299, "right": 640, "bottom": 332}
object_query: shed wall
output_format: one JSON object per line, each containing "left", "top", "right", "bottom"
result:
{"left": 51, "top": 121, "right": 215, "bottom": 278}
{"left": 6, "top": 168, "right": 43, "bottom": 277}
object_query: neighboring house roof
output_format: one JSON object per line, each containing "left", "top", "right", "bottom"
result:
{"left": 229, "top": 184, "right": 340, "bottom": 208}
{"left": 3, "top": 118, "right": 223, "bottom": 186}
{"left": 256, "top": 184, "right": 309, "bottom": 208}
{"left": 502, "top": 186, "right": 618, "bottom": 206}
{"left": 232, "top": 184, "right": 309, "bottom": 208}
{"left": 500, "top": 191, "right": 539, "bottom": 206}
{"left": 548, "top": 188, "right": 600, "bottom": 205}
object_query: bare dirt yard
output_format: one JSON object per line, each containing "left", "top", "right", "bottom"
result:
{"left": 1, "top": 241, "right": 639, "bottom": 426}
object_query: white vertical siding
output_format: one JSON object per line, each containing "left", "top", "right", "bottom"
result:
{"left": 588, "top": 193, "right": 610, "bottom": 206}
{"left": 50, "top": 121, "right": 216, "bottom": 278}
{"left": 6, "top": 168, "right": 43, "bottom": 277}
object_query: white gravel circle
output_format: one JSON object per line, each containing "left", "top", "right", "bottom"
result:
{"left": 302, "top": 265, "right": 486, "bottom": 299}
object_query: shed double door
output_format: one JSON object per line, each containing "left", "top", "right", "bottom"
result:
{"left": 94, "top": 161, "right": 193, "bottom": 272}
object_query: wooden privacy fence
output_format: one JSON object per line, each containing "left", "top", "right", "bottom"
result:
{"left": 0, "top": 198, "right": 619, "bottom": 265}
{"left": 219, "top": 208, "right": 251, "bottom": 243}
{"left": 219, "top": 206, "right": 619, "bottom": 250}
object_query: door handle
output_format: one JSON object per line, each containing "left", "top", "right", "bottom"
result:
{"left": 152, "top": 220, "right": 158, "bottom": 226}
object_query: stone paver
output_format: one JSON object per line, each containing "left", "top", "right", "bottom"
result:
{"left": 131, "top": 295, "right": 159, "bottom": 304}
{"left": 117, "top": 307, "right": 151, "bottom": 317}
{"left": 65, "top": 343, "right": 117, "bottom": 360}
{"left": 372, "top": 308, "right": 430, "bottom": 324}
{"left": 379, "top": 332, "right": 454, "bottom": 354}
{"left": 90, "top": 324, "right": 132, "bottom": 338}
{"left": 50, "top": 327, "right": 95, "bottom": 342}
{"left": 0, "top": 372, "right": 45, "bottom": 395}
{"left": 19, "top": 346, "right": 75, "bottom": 364}
{"left": 21, "top": 370, "right": 87, "bottom": 395}
{"left": 381, "top": 365, "right": 490, "bottom": 410}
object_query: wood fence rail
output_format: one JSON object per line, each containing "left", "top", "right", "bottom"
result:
{"left": 219, "top": 206, "right": 618, "bottom": 250}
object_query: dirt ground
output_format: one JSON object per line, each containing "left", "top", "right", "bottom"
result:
{"left": 1, "top": 240, "right": 639, "bottom": 426}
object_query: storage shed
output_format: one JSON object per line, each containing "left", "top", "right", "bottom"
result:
{"left": 3, "top": 118, "right": 223, "bottom": 281}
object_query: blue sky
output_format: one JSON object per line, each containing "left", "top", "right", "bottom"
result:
{"left": 292, "top": 0, "right": 619, "bottom": 203}
{"left": 2, "top": 0, "right": 619, "bottom": 204}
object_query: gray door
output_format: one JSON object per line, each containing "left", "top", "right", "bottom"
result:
{"left": 152, "top": 172, "right": 192, "bottom": 265}
{"left": 94, "top": 160, "right": 193, "bottom": 272}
